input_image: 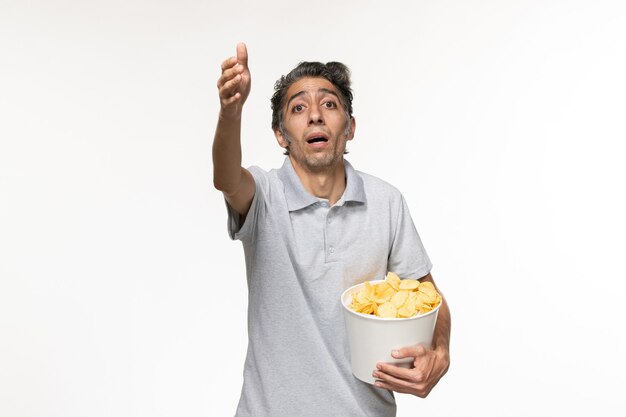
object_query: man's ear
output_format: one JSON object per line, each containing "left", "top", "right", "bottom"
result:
{"left": 274, "top": 129, "right": 289, "bottom": 149}
{"left": 347, "top": 117, "right": 356, "bottom": 141}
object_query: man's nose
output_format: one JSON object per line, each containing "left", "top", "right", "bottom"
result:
{"left": 308, "top": 104, "right": 324, "bottom": 125}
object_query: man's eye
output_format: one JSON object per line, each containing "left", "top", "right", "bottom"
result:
{"left": 293, "top": 104, "right": 304, "bottom": 112}
{"left": 323, "top": 101, "right": 336, "bottom": 108}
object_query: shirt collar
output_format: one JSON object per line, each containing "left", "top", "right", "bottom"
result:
{"left": 276, "top": 157, "right": 366, "bottom": 212}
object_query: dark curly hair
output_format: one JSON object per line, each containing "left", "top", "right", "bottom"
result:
{"left": 270, "top": 61, "right": 354, "bottom": 134}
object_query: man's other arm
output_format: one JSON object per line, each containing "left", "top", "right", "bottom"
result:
{"left": 373, "top": 273, "right": 451, "bottom": 397}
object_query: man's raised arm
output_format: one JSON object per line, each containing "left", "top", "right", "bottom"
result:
{"left": 212, "top": 43, "right": 256, "bottom": 216}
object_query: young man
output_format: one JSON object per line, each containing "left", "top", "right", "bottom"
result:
{"left": 213, "top": 43, "right": 451, "bottom": 417}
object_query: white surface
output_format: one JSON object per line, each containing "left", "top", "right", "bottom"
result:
{"left": 342, "top": 280, "right": 440, "bottom": 384}
{"left": 1, "top": 1, "right": 625, "bottom": 416}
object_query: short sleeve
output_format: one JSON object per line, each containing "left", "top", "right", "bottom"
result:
{"left": 226, "top": 166, "right": 267, "bottom": 242}
{"left": 387, "top": 195, "right": 433, "bottom": 279}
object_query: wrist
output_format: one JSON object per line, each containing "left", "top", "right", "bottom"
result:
{"left": 219, "top": 108, "right": 242, "bottom": 123}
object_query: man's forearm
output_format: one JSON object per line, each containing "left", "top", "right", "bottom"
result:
{"left": 212, "top": 111, "right": 244, "bottom": 194}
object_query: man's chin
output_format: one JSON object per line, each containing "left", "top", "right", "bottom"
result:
{"left": 304, "top": 154, "right": 343, "bottom": 171}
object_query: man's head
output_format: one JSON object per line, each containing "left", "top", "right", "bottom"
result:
{"left": 271, "top": 61, "right": 354, "bottom": 134}
{"left": 270, "top": 62, "right": 356, "bottom": 172}
{"left": 271, "top": 62, "right": 354, "bottom": 161}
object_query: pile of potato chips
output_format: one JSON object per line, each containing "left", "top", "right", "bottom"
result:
{"left": 348, "top": 272, "right": 442, "bottom": 318}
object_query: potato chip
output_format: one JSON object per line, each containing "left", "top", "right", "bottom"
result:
{"left": 412, "top": 291, "right": 428, "bottom": 306}
{"left": 390, "top": 290, "right": 410, "bottom": 309}
{"left": 399, "top": 279, "right": 419, "bottom": 290}
{"left": 418, "top": 281, "right": 439, "bottom": 304}
{"left": 434, "top": 294, "right": 442, "bottom": 306}
{"left": 398, "top": 302, "right": 417, "bottom": 318}
{"left": 377, "top": 302, "right": 397, "bottom": 318}
{"left": 418, "top": 305, "right": 432, "bottom": 314}
{"left": 355, "top": 289, "right": 370, "bottom": 305}
{"left": 348, "top": 272, "right": 442, "bottom": 319}
{"left": 418, "top": 281, "right": 436, "bottom": 292}
{"left": 385, "top": 272, "right": 401, "bottom": 290}
{"left": 360, "top": 302, "right": 377, "bottom": 315}
{"left": 373, "top": 285, "right": 395, "bottom": 304}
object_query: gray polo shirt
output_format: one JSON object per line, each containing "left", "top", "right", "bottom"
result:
{"left": 227, "top": 157, "right": 432, "bottom": 417}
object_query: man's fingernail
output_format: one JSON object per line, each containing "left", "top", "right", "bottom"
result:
{"left": 376, "top": 363, "right": 382, "bottom": 370}
{"left": 392, "top": 350, "right": 399, "bottom": 356}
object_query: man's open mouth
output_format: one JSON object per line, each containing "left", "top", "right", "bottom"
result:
{"left": 307, "top": 136, "right": 328, "bottom": 144}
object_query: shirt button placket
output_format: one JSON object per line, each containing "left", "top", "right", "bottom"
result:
{"left": 326, "top": 208, "right": 336, "bottom": 261}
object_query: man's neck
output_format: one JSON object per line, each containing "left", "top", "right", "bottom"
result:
{"left": 289, "top": 157, "right": 346, "bottom": 205}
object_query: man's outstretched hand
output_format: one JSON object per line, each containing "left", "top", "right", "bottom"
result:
{"left": 217, "top": 43, "right": 251, "bottom": 118}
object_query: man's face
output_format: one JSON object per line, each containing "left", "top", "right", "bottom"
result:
{"left": 275, "top": 77, "right": 355, "bottom": 172}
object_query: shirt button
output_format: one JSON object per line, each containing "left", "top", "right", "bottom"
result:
{"left": 327, "top": 218, "right": 332, "bottom": 224}
{"left": 329, "top": 246, "right": 335, "bottom": 253}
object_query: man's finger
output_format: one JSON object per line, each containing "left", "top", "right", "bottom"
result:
{"left": 221, "top": 56, "right": 237, "bottom": 71}
{"left": 373, "top": 368, "right": 413, "bottom": 389}
{"left": 218, "top": 65, "right": 243, "bottom": 88}
{"left": 219, "top": 75, "right": 242, "bottom": 98}
{"left": 374, "top": 380, "right": 412, "bottom": 395}
{"left": 236, "top": 42, "right": 248, "bottom": 68}
{"left": 392, "top": 345, "right": 428, "bottom": 360}
{"left": 375, "top": 362, "right": 414, "bottom": 380}
{"left": 221, "top": 92, "right": 241, "bottom": 107}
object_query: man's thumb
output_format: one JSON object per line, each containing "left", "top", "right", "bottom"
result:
{"left": 236, "top": 42, "right": 248, "bottom": 67}
{"left": 392, "top": 345, "right": 427, "bottom": 359}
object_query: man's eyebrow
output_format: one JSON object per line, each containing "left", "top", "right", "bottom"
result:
{"left": 318, "top": 88, "right": 340, "bottom": 100}
{"left": 286, "top": 91, "right": 306, "bottom": 108}
{"left": 285, "top": 88, "right": 341, "bottom": 108}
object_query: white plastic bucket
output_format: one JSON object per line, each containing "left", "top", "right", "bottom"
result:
{"left": 341, "top": 280, "right": 440, "bottom": 384}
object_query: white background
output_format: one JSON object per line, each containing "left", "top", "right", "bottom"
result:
{"left": 1, "top": 0, "right": 625, "bottom": 416}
